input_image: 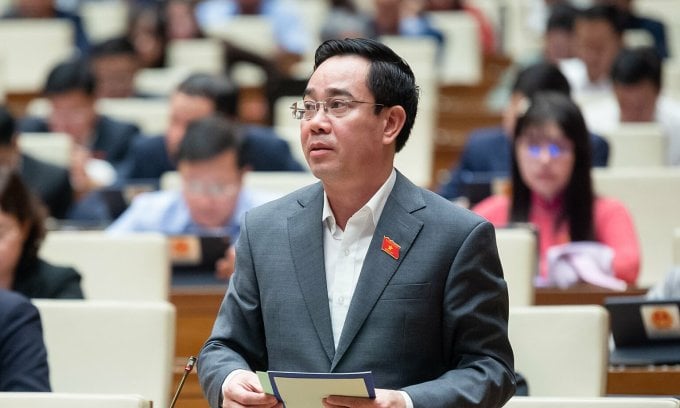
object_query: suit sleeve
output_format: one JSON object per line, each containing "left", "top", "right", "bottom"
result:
{"left": 402, "top": 221, "right": 516, "bottom": 407}
{"left": 0, "top": 295, "right": 50, "bottom": 391}
{"left": 197, "top": 214, "right": 268, "bottom": 408}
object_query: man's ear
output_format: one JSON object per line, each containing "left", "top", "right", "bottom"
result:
{"left": 382, "top": 105, "right": 406, "bottom": 146}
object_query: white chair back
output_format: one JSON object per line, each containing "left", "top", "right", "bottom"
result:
{"left": 603, "top": 123, "right": 667, "bottom": 167}
{"left": 133, "top": 67, "right": 191, "bottom": 98}
{"left": 81, "top": 0, "right": 129, "bottom": 42}
{"left": 39, "top": 231, "right": 170, "bottom": 301}
{"left": 496, "top": 226, "right": 537, "bottom": 307}
{"left": 96, "top": 98, "right": 170, "bottom": 135}
{"left": 273, "top": 95, "right": 306, "bottom": 169}
{"left": 0, "top": 20, "right": 74, "bottom": 92}
{"left": 380, "top": 35, "right": 438, "bottom": 188}
{"left": 504, "top": 396, "right": 680, "bottom": 408}
{"left": 509, "top": 305, "right": 609, "bottom": 396}
{"left": 33, "top": 299, "right": 175, "bottom": 408}
{"left": 428, "top": 11, "right": 482, "bottom": 85}
{"left": 593, "top": 167, "right": 680, "bottom": 287}
{"left": 17, "top": 132, "right": 72, "bottom": 167}
{"left": 204, "top": 16, "right": 275, "bottom": 57}
{"left": 0, "top": 393, "right": 152, "bottom": 408}
{"left": 167, "top": 38, "right": 225, "bottom": 75}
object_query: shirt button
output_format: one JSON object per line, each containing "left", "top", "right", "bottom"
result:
{"left": 344, "top": 249, "right": 350, "bottom": 256}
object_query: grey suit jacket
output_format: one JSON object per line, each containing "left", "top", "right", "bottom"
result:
{"left": 198, "top": 172, "right": 516, "bottom": 408}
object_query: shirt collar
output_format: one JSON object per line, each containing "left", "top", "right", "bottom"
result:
{"left": 322, "top": 169, "right": 397, "bottom": 234}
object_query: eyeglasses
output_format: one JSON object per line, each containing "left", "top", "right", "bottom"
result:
{"left": 523, "top": 142, "right": 572, "bottom": 159}
{"left": 183, "top": 180, "right": 239, "bottom": 198}
{"left": 290, "top": 97, "right": 384, "bottom": 120}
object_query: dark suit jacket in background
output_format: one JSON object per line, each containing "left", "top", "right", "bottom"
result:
{"left": 0, "top": 289, "right": 50, "bottom": 392}
{"left": 437, "top": 126, "right": 610, "bottom": 200}
{"left": 119, "top": 125, "right": 305, "bottom": 182}
{"left": 198, "top": 172, "right": 515, "bottom": 408}
{"left": 19, "top": 115, "right": 140, "bottom": 167}
{"left": 20, "top": 153, "right": 74, "bottom": 219}
{"left": 13, "top": 257, "right": 84, "bottom": 299}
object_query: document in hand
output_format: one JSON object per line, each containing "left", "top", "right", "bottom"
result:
{"left": 257, "top": 371, "right": 375, "bottom": 408}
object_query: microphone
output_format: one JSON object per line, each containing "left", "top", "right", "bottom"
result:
{"left": 170, "top": 356, "right": 197, "bottom": 408}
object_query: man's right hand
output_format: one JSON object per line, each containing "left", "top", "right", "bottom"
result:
{"left": 221, "top": 370, "right": 281, "bottom": 408}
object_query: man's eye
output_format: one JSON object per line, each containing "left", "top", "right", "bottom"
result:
{"left": 328, "top": 99, "right": 345, "bottom": 109}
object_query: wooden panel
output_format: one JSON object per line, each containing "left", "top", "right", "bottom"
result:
{"left": 607, "top": 366, "right": 680, "bottom": 395}
{"left": 535, "top": 284, "right": 648, "bottom": 306}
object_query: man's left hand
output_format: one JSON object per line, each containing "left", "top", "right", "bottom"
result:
{"left": 322, "top": 389, "right": 406, "bottom": 408}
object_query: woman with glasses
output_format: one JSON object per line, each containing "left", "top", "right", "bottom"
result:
{"left": 473, "top": 92, "right": 640, "bottom": 286}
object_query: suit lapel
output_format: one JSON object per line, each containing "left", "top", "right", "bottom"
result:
{"left": 288, "top": 184, "right": 336, "bottom": 364}
{"left": 332, "top": 173, "right": 425, "bottom": 369}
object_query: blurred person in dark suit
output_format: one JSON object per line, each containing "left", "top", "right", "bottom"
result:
{"left": 19, "top": 58, "right": 141, "bottom": 198}
{"left": 0, "top": 288, "right": 50, "bottom": 391}
{"left": 0, "top": 106, "right": 73, "bottom": 219}
{"left": 119, "top": 72, "right": 305, "bottom": 183}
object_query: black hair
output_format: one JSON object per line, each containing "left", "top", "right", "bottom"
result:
{"left": 547, "top": 4, "right": 577, "bottom": 32}
{"left": 0, "top": 167, "right": 47, "bottom": 260}
{"left": 578, "top": 5, "right": 626, "bottom": 35}
{"left": 510, "top": 92, "right": 595, "bottom": 241}
{"left": 43, "top": 58, "right": 96, "bottom": 96}
{"left": 313, "top": 38, "right": 419, "bottom": 152}
{"left": 512, "top": 62, "right": 572, "bottom": 98}
{"left": 177, "top": 115, "right": 245, "bottom": 168}
{"left": 176, "top": 73, "right": 240, "bottom": 118}
{"left": 0, "top": 106, "right": 15, "bottom": 146}
{"left": 90, "top": 36, "right": 137, "bottom": 59}
{"left": 611, "top": 47, "right": 662, "bottom": 90}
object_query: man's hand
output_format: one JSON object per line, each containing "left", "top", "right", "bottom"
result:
{"left": 215, "top": 246, "right": 236, "bottom": 280}
{"left": 322, "top": 389, "right": 407, "bottom": 408}
{"left": 221, "top": 371, "right": 281, "bottom": 408}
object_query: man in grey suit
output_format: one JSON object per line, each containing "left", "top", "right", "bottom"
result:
{"left": 198, "top": 38, "right": 516, "bottom": 408}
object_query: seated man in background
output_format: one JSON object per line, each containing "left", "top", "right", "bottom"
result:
{"left": 19, "top": 58, "right": 141, "bottom": 198}
{"left": 108, "top": 116, "right": 275, "bottom": 279}
{"left": 0, "top": 106, "right": 73, "bottom": 219}
{"left": 582, "top": 47, "right": 680, "bottom": 165}
{"left": 119, "top": 72, "right": 305, "bottom": 183}
{"left": 437, "top": 62, "right": 609, "bottom": 204}
{"left": 559, "top": 4, "right": 624, "bottom": 103}
{"left": 88, "top": 37, "right": 141, "bottom": 99}
{"left": 0, "top": 289, "right": 50, "bottom": 391}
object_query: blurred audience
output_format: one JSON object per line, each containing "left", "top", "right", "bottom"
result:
{"left": 2, "top": 0, "right": 90, "bottom": 56}
{"left": 473, "top": 92, "right": 639, "bottom": 287}
{"left": 425, "top": 0, "right": 497, "bottom": 55}
{"left": 372, "top": 0, "right": 444, "bottom": 48}
{"left": 19, "top": 58, "right": 141, "bottom": 198}
{"left": 0, "top": 167, "right": 83, "bottom": 298}
{"left": 0, "top": 288, "right": 50, "bottom": 391}
{"left": 583, "top": 47, "right": 680, "bottom": 165}
{"left": 126, "top": 2, "right": 167, "bottom": 69}
{"left": 109, "top": 116, "right": 276, "bottom": 279}
{"left": 321, "top": 0, "right": 374, "bottom": 42}
{"left": 595, "top": 0, "right": 668, "bottom": 59}
{"left": 559, "top": 5, "right": 624, "bottom": 102}
{"left": 488, "top": 3, "right": 578, "bottom": 111}
{"left": 438, "top": 62, "right": 609, "bottom": 203}
{"left": 195, "top": 0, "right": 310, "bottom": 77}
{"left": 119, "top": 72, "right": 304, "bottom": 183}
{"left": 0, "top": 107, "right": 73, "bottom": 219}
{"left": 89, "top": 37, "right": 140, "bottom": 99}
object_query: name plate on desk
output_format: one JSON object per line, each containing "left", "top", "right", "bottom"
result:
{"left": 258, "top": 371, "right": 375, "bottom": 407}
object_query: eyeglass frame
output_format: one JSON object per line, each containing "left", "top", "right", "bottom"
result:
{"left": 289, "top": 97, "right": 385, "bottom": 120}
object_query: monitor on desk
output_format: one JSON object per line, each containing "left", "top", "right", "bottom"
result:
{"left": 168, "top": 235, "right": 230, "bottom": 285}
{"left": 605, "top": 296, "right": 680, "bottom": 365}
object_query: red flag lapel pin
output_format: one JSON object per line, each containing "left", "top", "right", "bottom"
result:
{"left": 381, "top": 236, "right": 400, "bottom": 260}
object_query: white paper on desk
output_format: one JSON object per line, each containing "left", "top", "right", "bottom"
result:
{"left": 268, "top": 371, "right": 375, "bottom": 408}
